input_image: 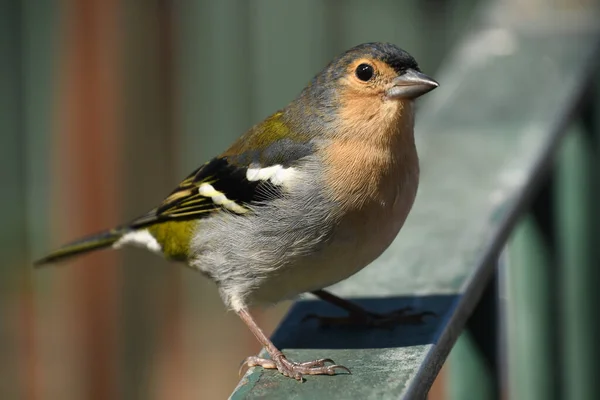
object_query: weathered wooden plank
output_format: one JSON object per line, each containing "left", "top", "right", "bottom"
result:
{"left": 232, "top": 1, "right": 600, "bottom": 398}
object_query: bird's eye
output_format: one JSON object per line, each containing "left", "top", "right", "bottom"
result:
{"left": 355, "top": 63, "right": 374, "bottom": 81}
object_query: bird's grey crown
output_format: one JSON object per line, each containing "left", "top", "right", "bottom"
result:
{"left": 321, "top": 42, "right": 420, "bottom": 83}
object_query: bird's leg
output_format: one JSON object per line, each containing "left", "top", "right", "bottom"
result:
{"left": 303, "top": 290, "right": 435, "bottom": 329}
{"left": 238, "top": 308, "right": 350, "bottom": 381}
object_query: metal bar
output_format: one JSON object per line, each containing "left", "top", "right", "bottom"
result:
{"left": 531, "top": 171, "right": 563, "bottom": 398}
{"left": 557, "top": 87, "right": 600, "bottom": 399}
{"left": 449, "top": 269, "right": 500, "bottom": 400}
{"left": 506, "top": 176, "right": 560, "bottom": 400}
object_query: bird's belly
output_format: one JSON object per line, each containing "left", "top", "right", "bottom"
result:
{"left": 249, "top": 185, "right": 416, "bottom": 305}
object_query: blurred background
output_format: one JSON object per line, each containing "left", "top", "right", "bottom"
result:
{"left": 4, "top": 0, "right": 594, "bottom": 399}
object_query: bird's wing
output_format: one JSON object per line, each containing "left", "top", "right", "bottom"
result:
{"left": 128, "top": 157, "right": 273, "bottom": 229}
{"left": 33, "top": 111, "right": 315, "bottom": 265}
{"left": 129, "top": 112, "right": 314, "bottom": 229}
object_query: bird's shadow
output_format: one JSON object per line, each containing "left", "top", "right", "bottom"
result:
{"left": 271, "top": 294, "right": 458, "bottom": 350}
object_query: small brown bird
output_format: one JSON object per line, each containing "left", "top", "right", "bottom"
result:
{"left": 36, "top": 42, "right": 438, "bottom": 380}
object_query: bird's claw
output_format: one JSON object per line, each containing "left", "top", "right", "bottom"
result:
{"left": 240, "top": 355, "right": 350, "bottom": 381}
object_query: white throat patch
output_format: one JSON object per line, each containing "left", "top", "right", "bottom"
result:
{"left": 113, "top": 230, "right": 162, "bottom": 253}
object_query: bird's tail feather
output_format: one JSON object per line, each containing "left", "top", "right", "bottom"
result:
{"left": 34, "top": 228, "right": 129, "bottom": 267}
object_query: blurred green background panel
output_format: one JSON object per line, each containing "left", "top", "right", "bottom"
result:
{"left": 0, "top": 1, "right": 26, "bottom": 398}
{"left": 120, "top": 1, "right": 181, "bottom": 398}
{"left": 22, "top": 0, "right": 56, "bottom": 257}
{"left": 176, "top": 0, "right": 253, "bottom": 169}
{"left": 0, "top": 0, "right": 25, "bottom": 276}
{"left": 2, "top": 0, "right": 58, "bottom": 398}
{"left": 249, "top": 0, "right": 330, "bottom": 119}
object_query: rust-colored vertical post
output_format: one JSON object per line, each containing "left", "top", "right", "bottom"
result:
{"left": 151, "top": 2, "right": 185, "bottom": 398}
{"left": 55, "top": 0, "right": 122, "bottom": 399}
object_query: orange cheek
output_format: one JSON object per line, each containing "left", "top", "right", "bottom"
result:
{"left": 338, "top": 89, "right": 381, "bottom": 125}
{"left": 336, "top": 87, "right": 405, "bottom": 143}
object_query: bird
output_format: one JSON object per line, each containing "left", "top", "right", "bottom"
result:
{"left": 35, "top": 42, "right": 438, "bottom": 381}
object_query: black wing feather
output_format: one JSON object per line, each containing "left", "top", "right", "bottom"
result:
{"left": 130, "top": 157, "right": 283, "bottom": 229}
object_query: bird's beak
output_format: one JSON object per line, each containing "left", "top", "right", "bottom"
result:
{"left": 386, "top": 69, "right": 439, "bottom": 100}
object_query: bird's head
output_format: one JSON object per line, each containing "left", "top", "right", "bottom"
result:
{"left": 327, "top": 42, "right": 437, "bottom": 101}
{"left": 287, "top": 42, "right": 438, "bottom": 142}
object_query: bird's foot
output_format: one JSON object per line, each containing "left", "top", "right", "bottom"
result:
{"left": 302, "top": 306, "right": 435, "bottom": 329}
{"left": 241, "top": 354, "right": 350, "bottom": 381}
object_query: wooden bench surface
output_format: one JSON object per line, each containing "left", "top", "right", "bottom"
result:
{"left": 231, "top": 2, "right": 600, "bottom": 399}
